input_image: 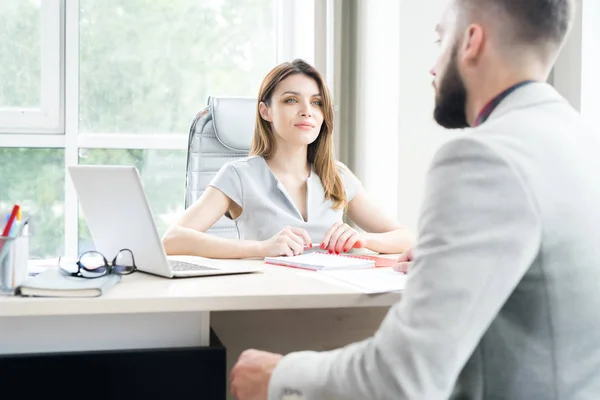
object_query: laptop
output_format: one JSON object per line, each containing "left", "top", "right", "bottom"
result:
{"left": 67, "top": 165, "right": 262, "bottom": 278}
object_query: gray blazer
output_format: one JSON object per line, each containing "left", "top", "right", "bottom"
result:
{"left": 269, "top": 83, "right": 600, "bottom": 399}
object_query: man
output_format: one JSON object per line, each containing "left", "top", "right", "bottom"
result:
{"left": 230, "top": 0, "right": 600, "bottom": 398}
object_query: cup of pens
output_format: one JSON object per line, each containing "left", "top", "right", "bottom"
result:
{"left": 0, "top": 204, "right": 30, "bottom": 295}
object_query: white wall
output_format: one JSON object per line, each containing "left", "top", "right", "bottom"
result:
{"left": 351, "top": 0, "right": 401, "bottom": 220}
{"left": 395, "top": 0, "right": 451, "bottom": 232}
{"left": 581, "top": 0, "right": 600, "bottom": 120}
{"left": 540, "top": 0, "right": 599, "bottom": 125}
{"left": 553, "top": 0, "right": 583, "bottom": 111}
{"left": 347, "top": 0, "right": 451, "bottom": 232}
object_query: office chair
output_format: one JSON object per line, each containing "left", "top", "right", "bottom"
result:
{"left": 185, "top": 96, "right": 256, "bottom": 238}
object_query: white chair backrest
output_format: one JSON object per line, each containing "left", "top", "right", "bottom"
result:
{"left": 185, "top": 96, "right": 257, "bottom": 238}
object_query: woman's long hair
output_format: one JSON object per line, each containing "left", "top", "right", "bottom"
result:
{"left": 250, "top": 59, "right": 346, "bottom": 209}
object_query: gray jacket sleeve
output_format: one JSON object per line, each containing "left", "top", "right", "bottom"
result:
{"left": 269, "top": 137, "right": 542, "bottom": 400}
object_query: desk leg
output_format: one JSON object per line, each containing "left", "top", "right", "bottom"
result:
{"left": 212, "top": 307, "right": 389, "bottom": 400}
{"left": 0, "top": 311, "right": 210, "bottom": 354}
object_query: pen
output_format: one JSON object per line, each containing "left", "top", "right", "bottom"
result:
{"left": 4, "top": 210, "right": 20, "bottom": 235}
{"left": 1, "top": 204, "right": 21, "bottom": 238}
{"left": 15, "top": 218, "right": 29, "bottom": 237}
{"left": 0, "top": 204, "right": 21, "bottom": 259}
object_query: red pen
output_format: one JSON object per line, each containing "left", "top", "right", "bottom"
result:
{"left": 2, "top": 204, "right": 20, "bottom": 237}
{"left": 0, "top": 204, "right": 21, "bottom": 256}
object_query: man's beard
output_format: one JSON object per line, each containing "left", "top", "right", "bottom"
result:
{"left": 433, "top": 45, "right": 469, "bottom": 129}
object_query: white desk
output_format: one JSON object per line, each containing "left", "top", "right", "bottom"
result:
{"left": 0, "top": 259, "right": 401, "bottom": 398}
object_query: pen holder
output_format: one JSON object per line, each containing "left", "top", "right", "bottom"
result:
{"left": 0, "top": 235, "right": 29, "bottom": 295}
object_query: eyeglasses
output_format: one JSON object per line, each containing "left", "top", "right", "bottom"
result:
{"left": 63, "top": 249, "right": 137, "bottom": 279}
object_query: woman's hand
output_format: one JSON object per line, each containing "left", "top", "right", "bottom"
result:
{"left": 259, "top": 226, "right": 312, "bottom": 257}
{"left": 320, "top": 222, "right": 366, "bottom": 254}
{"left": 393, "top": 247, "right": 413, "bottom": 273}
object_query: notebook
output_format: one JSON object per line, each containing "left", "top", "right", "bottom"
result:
{"left": 16, "top": 268, "right": 121, "bottom": 298}
{"left": 264, "top": 252, "right": 376, "bottom": 271}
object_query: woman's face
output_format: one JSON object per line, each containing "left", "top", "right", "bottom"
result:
{"left": 260, "top": 73, "right": 324, "bottom": 147}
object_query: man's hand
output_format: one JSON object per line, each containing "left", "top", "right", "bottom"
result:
{"left": 230, "top": 349, "right": 284, "bottom": 400}
{"left": 393, "top": 247, "right": 413, "bottom": 273}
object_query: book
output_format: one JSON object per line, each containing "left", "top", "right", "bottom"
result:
{"left": 16, "top": 268, "right": 121, "bottom": 298}
{"left": 265, "top": 252, "right": 376, "bottom": 271}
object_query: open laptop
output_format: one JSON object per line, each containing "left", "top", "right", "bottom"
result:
{"left": 68, "top": 165, "right": 262, "bottom": 278}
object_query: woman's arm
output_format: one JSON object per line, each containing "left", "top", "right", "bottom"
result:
{"left": 346, "top": 188, "right": 415, "bottom": 254}
{"left": 162, "top": 187, "right": 313, "bottom": 259}
{"left": 162, "top": 187, "right": 264, "bottom": 259}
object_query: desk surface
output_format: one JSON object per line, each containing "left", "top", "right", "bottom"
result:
{"left": 0, "top": 258, "right": 402, "bottom": 317}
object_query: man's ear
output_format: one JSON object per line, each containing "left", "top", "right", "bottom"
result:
{"left": 259, "top": 102, "right": 272, "bottom": 122}
{"left": 460, "top": 24, "right": 484, "bottom": 65}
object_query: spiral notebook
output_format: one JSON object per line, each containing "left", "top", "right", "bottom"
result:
{"left": 264, "top": 252, "right": 376, "bottom": 271}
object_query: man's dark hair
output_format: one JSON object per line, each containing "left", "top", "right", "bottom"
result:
{"left": 462, "top": 0, "right": 574, "bottom": 46}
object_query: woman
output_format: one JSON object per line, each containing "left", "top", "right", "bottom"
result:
{"left": 162, "top": 59, "right": 413, "bottom": 258}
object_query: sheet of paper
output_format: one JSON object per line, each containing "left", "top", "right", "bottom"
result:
{"left": 318, "top": 268, "right": 408, "bottom": 294}
{"left": 298, "top": 267, "right": 407, "bottom": 294}
{"left": 27, "top": 257, "right": 79, "bottom": 276}
{"left": 295, "top": 270, "right": 369, "bottom": 292}
{"left": 27, "top": 258, "right": 60, "bottom": 276}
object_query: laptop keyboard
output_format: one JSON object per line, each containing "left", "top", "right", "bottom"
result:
{"left": 169, "top": 260, "right": 218, "bottom": 272}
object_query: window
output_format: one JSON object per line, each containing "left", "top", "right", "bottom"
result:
{"left": 0, "top": 1, "right": 41, "bottom": 108}
{"left": 78, "top": 0, "right": 277, "bottom": 134}
{"left": 0, "top": 148, "right": 64, "bottom": 257}
{"left": 1, "top": 0, "right": 317, "bottom": 259}
{"left": 0, "top": 0, "right": 61, "bottom": 133}
{"left": 77, "top": 148, "right": 186, "bottom": 253}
